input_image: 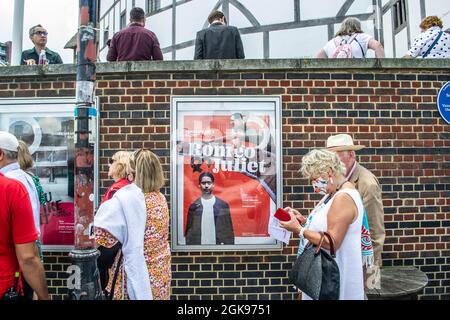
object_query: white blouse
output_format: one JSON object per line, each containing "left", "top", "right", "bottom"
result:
{"left": 407, "top": 26, "right": 450, "bottom": 58}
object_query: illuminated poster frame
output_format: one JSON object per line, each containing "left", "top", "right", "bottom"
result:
{"left": 0, "top": 98, "right": 99, "bottom": 251}
{"left": 171, "top": 96, "right": 283, "bottom": 251}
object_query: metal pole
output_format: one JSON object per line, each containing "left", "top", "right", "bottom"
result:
{"left": 12, "top": 0, "right": 24, "bottom": 66}
{"left": 67, "top": 0, "right": 102, "bottom": 300}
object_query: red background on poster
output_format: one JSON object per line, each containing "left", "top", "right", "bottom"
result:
{"left": 182, "top": 115, "right": 272, "bottom": 237}
{"left": 40, "top": 202, "right": 74, "bottom": 246}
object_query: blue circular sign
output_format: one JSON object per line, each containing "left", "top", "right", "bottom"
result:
{"left": 437, "top": 81, "right": 450, "bottom": 124}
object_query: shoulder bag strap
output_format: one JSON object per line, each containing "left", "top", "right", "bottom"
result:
{"left": 348, "top": 33, "right": 358, "bottom": 44}
{"left": 323, "top": 232, "right": 337, "bottom": 257}
{"left": 422, "top": 31, "right": 443, "bottom": 58}
{"left": 315, "top": 232, "right": 326, "bottom": 254}
{"left": 354, "top": 37, "right": 366, "bottom": 58}
{"left": 108, "top": 249, "right": 123, "bottom": 300}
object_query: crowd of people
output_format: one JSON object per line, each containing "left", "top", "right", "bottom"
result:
{"left": 1, "top": 126, "right": 385, "bottom": 300}
{"left": 1, "top": 6, "right": 445, "bottom": 302}
{"left": 15, "top": 7, "right": 450, "bottom": 65}
{"left": 0, "top": 131, "right": 173, "bottom": 300}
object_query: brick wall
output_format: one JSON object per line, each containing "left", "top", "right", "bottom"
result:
{"left": 1, "top": 60, "right": 449, "bottom": 300}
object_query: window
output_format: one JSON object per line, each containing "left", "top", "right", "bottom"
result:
{"left": 0, "top": 99, "right": 76, "bottom": 250}
{"left": 146, "top": 0, "right": 161, "bottom": 14}
{"left": 393, "top": 0, "right": 407, "bottom": 32}
{"left": 103, "top": 27, "right": 109, "bottom": 48}
{"left": 0, "top": 43, "right": 7, "bottom": 65}
{"left": 120, "top": 10, "right": 127, "bottom": 29}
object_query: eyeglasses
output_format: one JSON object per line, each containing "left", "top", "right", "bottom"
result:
{"left": 34, "top": 31, "right": 48, "bottom": 36}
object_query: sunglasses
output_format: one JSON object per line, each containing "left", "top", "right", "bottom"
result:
{"left": 34, "top": 31, "right": 48, "bottom": 36}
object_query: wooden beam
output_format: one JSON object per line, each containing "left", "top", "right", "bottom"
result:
{"left": 337, "top": 0, "right": 355, "bottom": 17}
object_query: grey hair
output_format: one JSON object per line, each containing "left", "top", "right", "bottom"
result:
{"left": 2, "top": 149, "right": 18, "bottom": 160}
{"left": 29, "top": 24, "right": 43, "bottom": 37}
{"left": 335, "top": 17, "right": 363, "bottom": 37}
{"left": 300, "top": 149, "right": 346, "bottom": 179}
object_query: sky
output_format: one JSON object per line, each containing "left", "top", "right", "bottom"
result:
{"left": 0, "top": 0, "right": 79, "bottom": 64}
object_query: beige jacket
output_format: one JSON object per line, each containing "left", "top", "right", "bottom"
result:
{"left": 348, "top": 162, "right": 385, "bottom": 266}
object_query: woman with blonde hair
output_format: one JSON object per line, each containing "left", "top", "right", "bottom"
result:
{"left": 95, "top": 149, "right": 171, "bottom": 300}
{"left": 101, "top": 151, "right": 131, "bottom": 203}
{"left": 404, "top": 16, "right": 450, "bottom": 58}
{"left": 16, "top": 140, "right": 47, "bottom": 300}
{"left": 17, "top": 141, "right": 46, "bottom": 250}
{"left": 317, "top": 17, "right": 385, "bottom": 58}
{"left": 279, "top": 149, "right": 367, "bottom": 300}
{"left": 97, "top": 151, "right": 131, "bottom": 292}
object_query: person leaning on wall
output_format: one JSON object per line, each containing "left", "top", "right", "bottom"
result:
{"left": 316, "top": 17, "right": 385, "bottom": 58}
{"left": 194, "top": 10, "right": 245, "bottom": 60}
{"left": 107, "top": 7, "right": 163, "bottom": 62}
{"left": 21, "top": 24, "right": 63, "bottom": 65}
{"left": 404, "top": 16, "right": 450, "bottom": 59}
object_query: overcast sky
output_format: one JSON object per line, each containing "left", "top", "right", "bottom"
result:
{"left": 0, "top": 0, "right": 78, "bottom": 63}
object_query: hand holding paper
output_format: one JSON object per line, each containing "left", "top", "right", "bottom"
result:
{"left": 268, "top": 215, "right": 292, "bottom": 244}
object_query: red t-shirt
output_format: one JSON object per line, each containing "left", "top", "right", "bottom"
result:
{"left": 0, "top": 173, "right": 38, "bottom": 296}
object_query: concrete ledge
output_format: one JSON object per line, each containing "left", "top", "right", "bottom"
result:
{"left": 0, "top": 58, "right": 449, "bottom": 78}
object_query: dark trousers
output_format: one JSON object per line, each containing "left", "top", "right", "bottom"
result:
{"left": 97, "top": 243, "right": 121, "bottom": 291}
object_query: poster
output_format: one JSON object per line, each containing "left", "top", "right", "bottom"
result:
{"left": 0, "top": 98, "right": 98, "bottom": 251}
{"left": 171, "top": 96, "right": 282, "bottom": 251}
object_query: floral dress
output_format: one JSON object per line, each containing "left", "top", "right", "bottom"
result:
{"left": 95, "top": 192, "right": 172, "bottom": 300}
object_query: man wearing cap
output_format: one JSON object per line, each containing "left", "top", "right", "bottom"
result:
{"left": 0, "top": 131, "right": 41, "bottom": 239}
{"left": 0, "top": 132, "right": 49, "bottom": 300}
{"left": 326, "top": 134, "right": 385, "bottom": 289}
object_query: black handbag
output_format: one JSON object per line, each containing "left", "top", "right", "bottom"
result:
{"left": 289, "top": 231, "right": 340, "bottom": 300}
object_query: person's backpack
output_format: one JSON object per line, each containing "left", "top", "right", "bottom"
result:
{"left": 331, "top": 34, "right": 358, "bottom": 58}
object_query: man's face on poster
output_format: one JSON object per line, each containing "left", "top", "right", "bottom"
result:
{"left": 231, "top": 115, "right": 244, "bottom": 132}
{"left": 200, "top": 176, "right": 214, "bottom": 196}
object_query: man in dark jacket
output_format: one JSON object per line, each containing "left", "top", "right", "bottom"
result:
{"left": 194, "top": 10, "right": 245, "bottom": 60}
{"left": 21, "top": 25, "right": 63, "bottom": 65}
{"left": 107, "top": 7, "right": 163, "bottom": 62}
{"left": 185, "top": 172, "right": 234, "bottom": 245}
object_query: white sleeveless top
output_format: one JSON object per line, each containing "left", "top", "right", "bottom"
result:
{"left": 302, "top": 188, "right": 364, "bottom": 300}
{"left": 323, "top": 33, "right": 372, "bottom": 58}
